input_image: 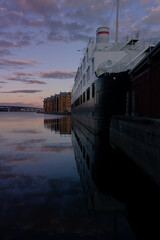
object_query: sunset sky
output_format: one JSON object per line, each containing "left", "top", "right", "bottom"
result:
{"left": 0, "top": 0, "right": 160, "bottom": 108}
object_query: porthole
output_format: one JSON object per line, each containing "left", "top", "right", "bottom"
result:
{"left": 107, "top": 60, "right": 112, "bottom": 65}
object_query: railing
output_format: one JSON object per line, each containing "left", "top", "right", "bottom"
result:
{"left": 96, "top": 35, "right": 160, "bottom": 77}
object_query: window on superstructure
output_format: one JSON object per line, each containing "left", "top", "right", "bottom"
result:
{"left": 83, "top": 92, "right": 85, "bottom": 103}
{"left": 96, "top": 91, "right": 100, "bottom": 105}
{"left": 92, "top": 58, "right": 94, "bottom": 73}
{"left": 87, "top": 66, "right": 90, "bottom": 81}
{"left": 92, "top": 83, "right": 95, "bottom": 98}
{"left": 80, "top": 95, "right": 82, "bottom": 104}
{"left": 83, "top": 75, "right": 85, "bottom": 87}
{"left": 81, "top": 65, "right": 82, "bottom": 75}
{"left": 107, "top": 60, "right": 112, "bottom": 66}
{"left": 87, "top": 87, "right": 90, "bottom": 101}
{"left": 86, "top": 48, "right": 88, "bottom": 61}
{"left": 77, "top": 68, "right": 80, "bottom": 80}
{"left": 83, "top": 57, "right": 86, "bottom": 70}
{"left": 80, "top": 80, "right": 82, "bottom": 91}
{"left": 75, "top": 98, "right": 79, "bottom": 107}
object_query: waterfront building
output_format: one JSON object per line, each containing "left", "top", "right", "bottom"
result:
{"left": 59, "top": 92, "right": 67, "bottom": 112}
{"left": 50, "top": 95, "right": 55, "bottom": 112}
{"left": 54, "top": 94, "right": 59, "bottom": 112}
{"left": 59, "top": 92, "right": 71, "bottom": 113}
{"left": 66, "top": 92, "right": 71, "bottom": 112}
{"left": 43, "top": 98, "right": 47, "bottom": 112}
{"left": 43, "top": 92, "right": 71, "bottom": 114}
{"left": 44, "top": 97, "right": 51, "bottom": 112}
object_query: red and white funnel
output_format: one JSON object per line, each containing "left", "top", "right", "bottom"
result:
{"left": 96, "top": 27, "right": 109, "bottom": 43}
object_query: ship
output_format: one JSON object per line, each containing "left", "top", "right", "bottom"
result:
{"left": 71, "top": 26, "right": 159, "bottom": 136}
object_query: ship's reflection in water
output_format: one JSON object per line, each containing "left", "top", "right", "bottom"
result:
{"left": 71, "top": 118, "right": 135, "bottom": 239}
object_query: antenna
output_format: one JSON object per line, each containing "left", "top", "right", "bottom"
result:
{"left": 116, "top": 0, "right": 119, "bottom": 43}
{"left": 136, "top": 31, "right": 139, "bottom": 39}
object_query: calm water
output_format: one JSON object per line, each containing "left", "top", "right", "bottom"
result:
{"left": 0, "top": 112, "right": 160, "bottom": 239}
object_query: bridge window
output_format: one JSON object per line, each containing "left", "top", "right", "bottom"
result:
{"left": 92, "top": 83, "right": 95, "bottom": 98}
{"left": 87, "top": 87, "right": 90, "bottom": 101}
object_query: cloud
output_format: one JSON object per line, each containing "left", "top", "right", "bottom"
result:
{"left": 8, "top": 78, "right": 46, "bottom": 84}
{"left": 142, "top": 6, "right": 160, "bottom": 25}
{"left": 63, "top": 1, "right": 112, "bottom": 22}
{"left": 0, "top": 1, "right": 45, "bottom": 28}
{"left": 0, "top": 31, "right": 39, "bottom": 57}
{"left": 20, "top": 18, "right": 44, "bottom": 27}
{"left": 0, "top": 49, "right": 11, "bottom": 56}
{"left": 0, "top": 58, "right": 40, "bottom": 68}
{"left": 0, "top": 0, "right": 159, "bottom": 47}
{"left": 0, "top": 102, "right": 41, "bottom": 107}
{"left": 13, "top": 72, "right": 34, "bottom": 77}
{"left": 0, "top": 30, "right": 39, "bottom": 44}
{"left": 6, "top": 77, "right": 46, "bottom": 85}
{"left": 0, "top": 0, "right": 107, "bottom": 43}
{"left": 3, "top": 71, "right": 46, "bottom": 85}
{"left": 0, "top": 81, "right": 6, "bottom": 83}
{"left": 0, "top": 89, "right": 42, "bottom": 93}
{"left": 61, "top": 0, "right": 111, "bottom": 11}
{"left": 13, "top": 0, "right": 59, "bottom": 15}
{"left": 46, "top": 19, "right": 93, "bottom": 42}
{"left": 39, "top": 70, "right": 76, "bottom": 79}
{"left": 140, "top": 0, "right": 152, "bottom": 5}
{"left": 0, "top": 40, "right": 18, "bottom": 47}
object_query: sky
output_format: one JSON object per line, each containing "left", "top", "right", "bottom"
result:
{"left": 0, "top": 0, "right": 160, "bottom": 108}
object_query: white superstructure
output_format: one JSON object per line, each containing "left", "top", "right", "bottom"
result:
{"left": 71, "top": 27, "right": 159, "bottom": 105}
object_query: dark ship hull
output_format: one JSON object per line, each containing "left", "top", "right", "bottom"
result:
{"left": 72, "top": 71, "right": 130, "bottom": 136}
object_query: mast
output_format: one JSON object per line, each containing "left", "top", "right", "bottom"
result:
{"left": 116, "top": 0, "right": 119, "bottom": 43}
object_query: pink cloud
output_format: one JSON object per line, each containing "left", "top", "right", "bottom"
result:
{"left": 0, "top": 58, "right": 40, "bottom": 68}
{"left": 142, "top": 6, "right": 160, "bottom": 25}
{"left": 13, "top": 72, "right": 34, "bottom": 77}
{"left": 39, "top": 70, "right": 76, "bottom": 79}
{"left": 0, "top": 49, "right": 11, "bottom": 56}
{"left": 4, "top": 71, "right": 46, "bottom": 85}
{"left": 0, "top": 89, "right": 42, "bottom": 93}
{"left": 6, "top": 78, "right": 46, "bottom": 84}
{"left": 13, "top": 0, "right": 59, "bottom": 15}
{"left": 0, "top": 102, "right": 42, "bottom": 108}
{"left": 0, "top": 40, "right": 18, "bottom": 47}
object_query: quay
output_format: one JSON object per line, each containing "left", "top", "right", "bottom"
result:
{"left": 110, "top": 116, "right": 160, "bottom": 186}
{"left": 110, "top": 38, "right": 160, "bottom": 186}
